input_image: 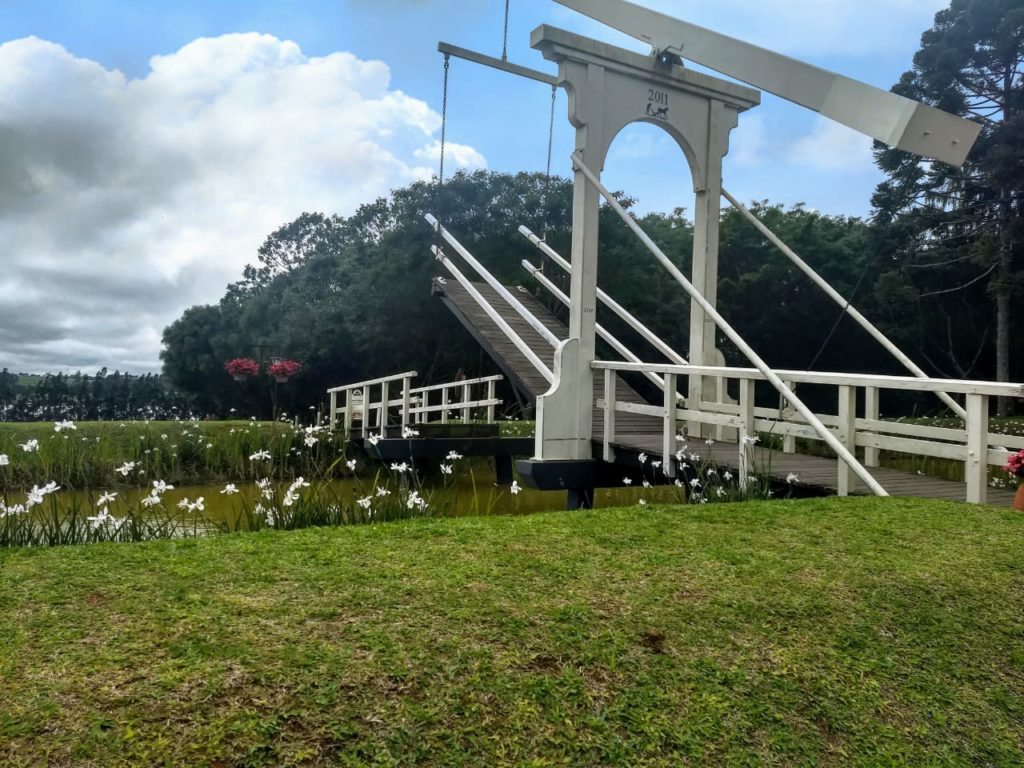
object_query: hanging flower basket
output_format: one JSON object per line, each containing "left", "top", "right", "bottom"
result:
{"left": 268, "top": 359, "right": 302, "bottom": 383}
{"left": 1005, "top": 449, "right": 1024, "bottom": 511}
{"left": 224, "top": 358, "right": 260, "bottom": 381}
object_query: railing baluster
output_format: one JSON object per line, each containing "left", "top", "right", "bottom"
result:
{"left": 965, "top": 393, "right": 988, "bottom": 504}
{"left": 462, "top": 382, "right": 472, "bottom": 423}
{"left": 380, "top": 381, "right": 390, "bottom": 436}
{"left": 603, "top": 368, "right": 616, "bottom": 462}
{"left": 329, "top": 391, "right": 337, "bottom": 431}
{"left": 738, "top": 378, "right": 755, "bottom": 485}
{"left": 663, "top": 373, "right": 677, "bottom": 478}
{"left": 782, "top": 379, "right": 796, "bottom": 454}
{"left": 441, "top": 387, "right": 450, "bottom": 424}
{"left": 864, "top": 386, "right": 879, "bottom": 467}
{"left": 837, "top": 385, "right": 857, "bottom": 496}
{"left": 401, "top": 377, "right": 411, "bottom": 429}
{"left": 487, "top": 379, "right": 496, "bottom": 423}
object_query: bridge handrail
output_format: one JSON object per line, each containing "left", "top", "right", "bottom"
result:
{"left": 327, "top": 371, "right": 418, "bottom": 437}
{"left": 593, "top": 359, "right": 1024, "bottom": 504}
{"left": 409, "top": 374, "right": 504, "bottom": 425}
{"left": 327, "top": 371, "right": 418, "bottom": 394}
{"left": 409, "top": 374, "right": 503, "bottom": 394}
{"left": 592, "top": 362, "right": 1024, "bottom": 398}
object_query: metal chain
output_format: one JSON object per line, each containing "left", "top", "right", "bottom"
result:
{"left": 438, "top": 55, "right": 450, "bottom": 190}
{"left": 502, "top": 0, "right": 511, "bottom": 61}
{"left": 541, "top": 85, "right": 556, "bottom": 238}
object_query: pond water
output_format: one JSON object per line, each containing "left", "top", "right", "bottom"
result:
{"left": 47, "top": 476, "right": 686, "bottom": 530}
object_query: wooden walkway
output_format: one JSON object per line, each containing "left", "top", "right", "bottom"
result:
{"left": 436, "top": 278, "right": 1014, "bottom": 506}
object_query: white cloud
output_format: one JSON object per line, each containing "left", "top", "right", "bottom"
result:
{"left": 787, "top": 118, "right": 874, "bottom": 172}
{"left": 0, "top": 34, "right": 485, "bottom": 373}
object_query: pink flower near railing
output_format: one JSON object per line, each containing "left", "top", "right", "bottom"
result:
{"left": 268, "top": 359, "right": 302, "bottom": 382}
{"left": 224, "top": 358, "right": 260, "bottom": 380}
{"left": 1005, "top": 449, "right": 1024, "bottom": 479}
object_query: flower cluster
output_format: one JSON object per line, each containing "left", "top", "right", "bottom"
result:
{"left": 224, "top": 358, "right": 261, "bottom": 377}
{"left": 267, "top": 359, "right": 302, "bottom": 379}
{"left": 1004, "top": 449, "right": 1024, "bottom": 479}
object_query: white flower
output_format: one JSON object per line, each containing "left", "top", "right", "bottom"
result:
{"left": 221, "top": 484, "right": 239, "bottom": 495}
{"left": 256, "top": 478, "right": 272, "bottom": 490}
{"left": 707, "top": 468, "right": 718, "bottom": 477}
{"left": 356, "top": 496, "right": 373, "bottom": 510}
{"left": 623, "top": 477, "right": 633, "bottom": 486}
{"left": 193, "top": 496, "right": 206, "bottom": 512}
{"left": 345, "top": 459, "right": 358, "bottom": 471}
{"left": 283, "top": 490, "right": 300, "bottom": 507}
{"left": 716, "top": 487, "right": 726, "bottom": 498}
{"left": 642, "top": 480, "right": 651, "bottom": 488}
{"left": 97, "top": 491, "right": 118, "bottom": 505}
{"left": 115, "top": 461, "right": 137, "bottom": 477}
{"left": 375, "top": 486, "right": 391, "bottom": 497}
{"left": 440, "top": 463, "right": 453, "bottom": 475}
{"left": 390, "top": 462, "right": 410, "bottom": 473}
{"left": 786, "top": 472, "right": 799, "bottom": 484}
{"left": 638, "top": 499, "right": 648, "bottom": 506}
{"left": 161, "top": 434, "right": 168, "bottom": 440}
{"left": 674, "top": 450, "right": 685, "bottom": 462}
{"left": 674, "top": 479, "right": 684, "bottom": 488}
{"left": 249, "top": 450, "right": 272, "bottom": 461}
{"left": 19, "top": 439, "right": 39, "bottom": 453}
{"left": 87, "top": 506, "right": 112, "bottom": 530}
{"left": 402, "top": 426, "right": 420, "bottom": 439}
{"left": 689, "top": 478, "right": 701, "bottom": 489}
{"left": 152, "top": 480, "right": 173, "bottom": 493}
{"left": 406, "top": 490, "right": 428, "bottom": 511}
{"left": 0, "top": 503, "right": 26, "bottom": 518}
{"left": 368, "top": 434, "right": 381, "bottom": 446}
{"left": 742, "top": 434, "right": 759, "bottom": 446}
{"left": 510, "top": 480, "right": 522, "bottom": 495}
{"left": 445, "top": 451, "right": 463, "bottom": 461}
{"left": 304, "top": 436, "right": 318, "bottom": 447}
{"left": 141, "top": 494, "right": 161, "bottom": 508}
{"left": 723, "top": 471, "right": 733, "bottom": 482}
{"left": 0, "top": 454, "right": 8, "bottom": 467}
{"left": 53, "top": 420, "right": 77, "bottom": 432}
{"left": 651, "top": 460, "right": 662, "bottom": 470}
{"left": 705, "top": 438, "right": 715, "bottom": 446}
{"left": 638, "top": 452, "right": 648, "bottom": 464}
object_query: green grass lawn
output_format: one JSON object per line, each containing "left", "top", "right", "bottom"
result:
{"left": 2, "top": 498, "right": 1022, "bottom": 766}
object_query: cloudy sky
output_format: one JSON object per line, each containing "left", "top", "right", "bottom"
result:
{"left": 0, "top": 0, "right": 948, "bottom": 373}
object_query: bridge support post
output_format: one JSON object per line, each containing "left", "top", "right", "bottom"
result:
{"left": 329, "top": 391, "right": 337, "bottom": 431}
{"left": 837, "top": 385, "right": 857, "bottom": 496}
{"left": 531, "top": 25, "right": 757, "bottom": 462}
{"left": 965, "top": 393, "right": 989, "bottom": 504}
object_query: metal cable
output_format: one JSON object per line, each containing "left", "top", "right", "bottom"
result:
{"left": 542, "top": 85, "right": 556, "bottom": 238}
{"left": 435, "top": 54, "right": 450, "bottom": 256}
{"left": 502, "top": 0, "right": 510, "bottom": 61}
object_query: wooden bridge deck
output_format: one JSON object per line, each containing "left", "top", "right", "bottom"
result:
{"left": 436, "top": 278, "right": 1014, "bottom": 506}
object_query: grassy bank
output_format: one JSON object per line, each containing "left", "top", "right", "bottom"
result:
{"left": 1, "top": 498, "right": 1022, "bottom": 766}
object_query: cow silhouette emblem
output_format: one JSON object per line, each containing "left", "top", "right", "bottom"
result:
{"left": 646, "top": 102, "right": 669, "bottom": 119}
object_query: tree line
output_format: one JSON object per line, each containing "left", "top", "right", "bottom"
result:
{"left": 0, "top": 369, "right": 195, "bottom": 422}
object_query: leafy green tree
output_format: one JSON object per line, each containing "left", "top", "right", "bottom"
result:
{"left": 872, "top": 0, "right": 1024, "bottom": 411}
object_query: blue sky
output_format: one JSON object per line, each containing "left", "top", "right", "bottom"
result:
{"left": 0, "top": 0, "right": 948, "bottom": 371}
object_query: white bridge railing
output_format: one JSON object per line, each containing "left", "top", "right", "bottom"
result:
{"left": 594, "top": 361, "right": 1024, "bottom": 504}
{"left": 328, "top": 372, "right": 503, "bottom": 435}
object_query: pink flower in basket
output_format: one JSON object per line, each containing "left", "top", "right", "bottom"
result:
{"left": 268, "top": 359, "right": 302, "bottom": 382}
{"left": 224, "top": 358, "right": 260, "bottom": 378}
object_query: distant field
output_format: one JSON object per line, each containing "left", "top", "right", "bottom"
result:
{"left": 1, "top": 498, "right": 1021, "bottom": 766}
